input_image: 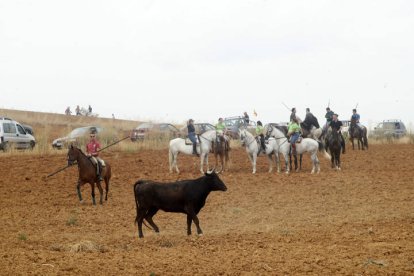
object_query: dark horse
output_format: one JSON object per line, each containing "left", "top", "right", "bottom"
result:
{"left": 212, "top": 135, "right": 230, "bottom": 173}
{"left": 349, "top": 119, "right": 368, "bottom": 150}
{"left": 326, "top": 129, "right": 342, "bottom": 170}
{"left": 67, "top": 145, "right": 112, "bottom": 205}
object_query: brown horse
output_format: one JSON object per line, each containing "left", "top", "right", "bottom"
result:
{"left": 212, "top": 135, "right": 230, "bottom": 173}
{"left": 67, "top": 145, "right": 111, "bottom": 205}
{"left": 349, "top": 119, "right": 368, "bottom": 150}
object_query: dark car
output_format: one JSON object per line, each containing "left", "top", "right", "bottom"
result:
{"left": 130, "top": 123, "right": 180, "bottom": 141}
{"left": 179, "top": 123, "right": 215, "bottom": 136}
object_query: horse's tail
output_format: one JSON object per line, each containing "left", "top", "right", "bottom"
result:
{"left": 318, "top": 141, "right": 331, "bottom": 160}
{"left": 168, "top": 146, "right": 174, "bottom": 170}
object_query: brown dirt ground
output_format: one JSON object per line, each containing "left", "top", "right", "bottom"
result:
{"left": 1, "top": 144, "right": 414, "bottom": 275}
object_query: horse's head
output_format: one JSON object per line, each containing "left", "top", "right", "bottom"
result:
{"left": 239, "top": 129, "right": 248, "bottom": 146}
{"left": 265, "top": 125, "right": 273, "bottom": 139}
{"left": 67, "top": 144, "right": 80, "bottom": 166}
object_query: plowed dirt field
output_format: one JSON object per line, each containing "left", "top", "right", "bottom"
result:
{"left": 1, "top": 144, "right": 413, "bottom": 275}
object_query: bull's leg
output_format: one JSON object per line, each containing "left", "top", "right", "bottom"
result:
{"left": 90, "top": 183, "right": 96, "bottom": 205}
{"left": 137, "top": 209, "right": 147, "bottom": 238}
{"left": 187, "top": 214, "right": 192, "bottom": 235}
{"left": 76, "top": 179, "right": 83, "bottom": 202}
{"left": 191, "top": 213, "right": 203, "bottom": 235}
{"left": 145, "top": 207, "right": 160, "bottom": 233}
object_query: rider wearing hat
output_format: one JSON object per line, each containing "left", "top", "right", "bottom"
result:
{"left": 256, "top": 121, "right": 266, "bottom": 153}
{"left": 329, "top": 113, "right": 346, "bottom": 154}
{"left": 187, "top": 119, "right": 199, "bottom": 156}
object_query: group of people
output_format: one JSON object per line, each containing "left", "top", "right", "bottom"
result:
{"left": 65, "top": 105, "right": 93, "bottom": 116}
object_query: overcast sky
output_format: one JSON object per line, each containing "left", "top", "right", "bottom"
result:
{"left": 1, "top": 0, "right": 413, "bottom": 128}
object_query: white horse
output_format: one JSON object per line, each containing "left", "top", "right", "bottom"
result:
{"left": 169, "top": 130, "right": 217, "bottom": 174}
{"left": 265, "top": 125, "right": 331, "bottom": 174}
{"left": 239, "top": 129, "right": 282, "bottom": 174}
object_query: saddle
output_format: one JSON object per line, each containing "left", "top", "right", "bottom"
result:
{"left": 185, "top": 135, "right": 201, "bottom": 145}
{"left": 89, "top": 156, "right": 105, "bottom": 167}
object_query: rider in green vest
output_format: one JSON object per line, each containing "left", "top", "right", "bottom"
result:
{"left": 256, "top": 121, "right": 266, "bottom": 153}
{"left": 288, "top": 117, "right": 302, "bottom": 155}
{"left": 215, "top": 118, "right": 226, "bottom": 134}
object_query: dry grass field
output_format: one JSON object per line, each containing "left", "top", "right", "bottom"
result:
{"left": 1, "top": 109, "right": 414, "bottom": 275}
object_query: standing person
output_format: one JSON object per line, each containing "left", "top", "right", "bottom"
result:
{"left": 88, "top": 105, "right": 92, "bottom": 113}
{"left": 187, "top": 119, "right": 199, "bottom": 156}
{"left": 329, "top": 114, "right": 346, "bottom": 154}
{"left": 243, "top": 112, "right": 250, "bottom": 125}
{"left": 65, "top": 106, "right": 72, "bottom": 115}
{"left": 288, "top": 117, "right": 301, "bottom": 155}
{"left": 255, "top": 121, "right": 266, "bottom": 153}
{"left": 75, "top": 105, "right": 81, "bottom": 116}
{"left": 86, "top": 130, "right": 103, "bottom": 181}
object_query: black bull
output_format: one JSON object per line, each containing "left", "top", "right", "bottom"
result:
{"left": 133, "top": 171, "right": 227, "bottom": 238}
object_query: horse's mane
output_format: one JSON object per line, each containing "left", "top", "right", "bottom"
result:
{"left": 71, "top": 145, "right": 88, "bottom": 157}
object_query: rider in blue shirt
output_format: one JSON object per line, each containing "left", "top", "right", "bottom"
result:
{"left": 187, "top": 119, "right": 199, "bottom": 156}
{"left": 351, "top": 109, "right": 361, "bottom": 129}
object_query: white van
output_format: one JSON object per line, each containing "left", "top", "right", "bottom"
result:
{"left": 0, "top": 117, "right": 36, "bottom": 151}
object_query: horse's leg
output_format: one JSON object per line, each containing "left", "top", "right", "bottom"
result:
{"left": 267, "top": 153, "right": 273, "bottom": 173}
{"left": 90, "top": 183, "right": 96, "bottom": 205}
{"left": 104, "top": 177, "right": 109, "bottom": 201}
{"left": 76, "top": 179, "right": 83, "bottom": 203}
{"left": 173, "top": 153, "right": 179, "bottom": 174}
{"left": 284, "top": 153, "right": 290, "bottom": 174}
{"left": 200, "top": 152, "right": 205, "bottom": 174}
{"left": 275, "top": 152, "right": 281, "bottom": 173}
{"left": 337, "top": 151, "right": 341, "bottom": 170}
{"left": 252, "top": 154, "right": 257, "bottom": 174}
{"left": 299, "top": 154, "right": 303, "bottom": 171}
{"left": 96, "top": 180, "right": 104, "bottom": 205}
{"left": 316, "top": 155, "right": 320, "bottom": 173}
{"left": 331, "top": 151, "right": 335, "bottom": 168}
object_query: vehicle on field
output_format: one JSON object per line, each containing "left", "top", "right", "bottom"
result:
{"left": 52, "top": 126, "right": 102, "bottom": 149}
{"left": 224, "top": 116, "right": 257, "bottom": 138}
{"left": 130, "top": 122, "right": 180, "bottom": 141}
{"left": 370, "top": 119, "right": 407, "bottom": 139}
{"left": 0, "top": 117, "right": 36, "bottom": 151}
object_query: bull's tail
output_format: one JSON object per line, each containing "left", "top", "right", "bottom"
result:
{"left": 133, "top": 180, "right": 153, "bottom": 230}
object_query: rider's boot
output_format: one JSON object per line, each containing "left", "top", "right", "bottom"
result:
{"left": 97, "top": 163, "right": 103, "bottom": 181}
{"left": 193, "top": 143, "right": 199, "bottom": 157}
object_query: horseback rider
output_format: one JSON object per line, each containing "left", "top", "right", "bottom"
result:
{"left": 256, "top": 121, "right": 266, "bottom": 153}
{"left": 187, "top": 119, "right": 199, "bottom": 157}
{"left": 351, "top": 109, "right": 362, "bottom": 130}
{"left": 215, "top": 117, "right": 226, "bottom": 135}
{"left": 329, "top": 114, "right": 346, "bottom": 154}
{"left": 243, "top": 112, "right": 250, "bottom": 126}
{"left": 303, "top": 107, "right": 320, "bottom": 131}
{"left": 290, "top": 108, "right": 297, "bottom": 123}
{"left": 288, "top": 117, "right": 301, "bottom": 155}
{"left": 323, "top": 107, "right": 334, "bottom": 131}
{"left": 86, "top": 130, "right": 104, "bottom": 181}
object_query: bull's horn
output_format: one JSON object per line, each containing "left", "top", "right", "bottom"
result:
{"left": 207, "top": 166, "right": 216, "bottom": 174}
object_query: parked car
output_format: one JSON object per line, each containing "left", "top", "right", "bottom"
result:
{"left": 224, "top": 116, "right": 257, "bottom": 138}
{"left": 52, "top": 126, "right": 102, "bottom": 149}
{"left": 0, "top": 117, "right": 36, "bottom": 151}
{"left": 370, "top": 119, "right": 407, "bottom": 139}
{"left": 130, "top": 123, "right": 180, "bottom": 141}
{"left": 179, "top": 123, "right": 215, "bottom": 136}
